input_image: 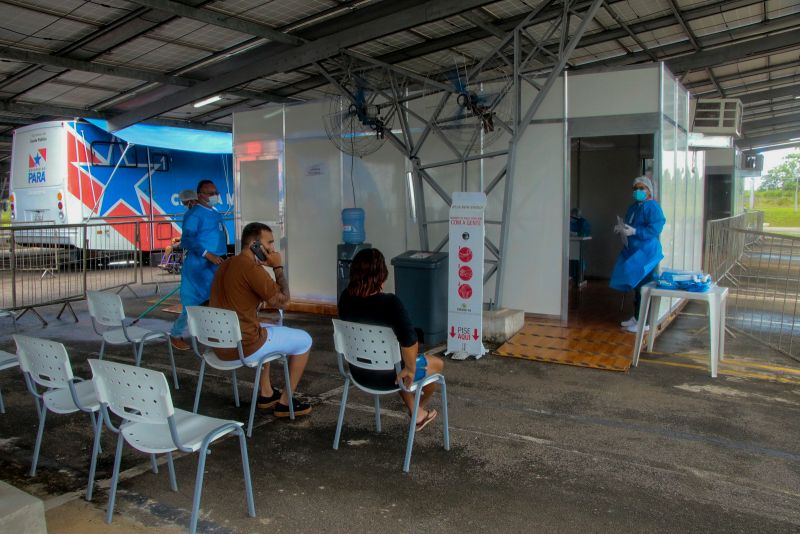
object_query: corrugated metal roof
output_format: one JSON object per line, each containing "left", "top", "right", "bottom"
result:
{"left": 0, "top": 0, "right": 796, "bottom": 149}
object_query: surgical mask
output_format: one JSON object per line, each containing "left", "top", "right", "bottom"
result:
{"left": 633, "top": 190, "right": 647, "bottom": 202}
{"left": 208, "top": 194, "right": 222, "bottom": 206}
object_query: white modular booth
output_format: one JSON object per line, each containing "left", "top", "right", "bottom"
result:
{"left": 561, "top": 64, "right": 704, "bottom": 323}
{"left": 232, "top": 62, "right": 702, "bottom": 325}
{"left": 704, "top": 147, "right": 746, "bottom": 221}
{"left": 233, "top": 101, "right": 417, "bottom": 304}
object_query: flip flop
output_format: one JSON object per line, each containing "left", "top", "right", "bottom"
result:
{"left": 415, "top": 409, "right": 438, "bottom": 432}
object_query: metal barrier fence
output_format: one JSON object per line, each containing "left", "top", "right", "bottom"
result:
{"left": 705, "top": 211, "right": 800, "bottom": 361}
{"left": 0, "top": 215, "right": 235, "bottom": 324}
{"left": 5, "top": 223, "right": 85, "bottom": 323}
{"left": 704, "top": 210, "right": 764, "bottom": 282}
{"left": 1, "top": 220, "right": 154, "bottom": 324}
{"left": 140, "top": 216, "right": 184, "bottom": 288}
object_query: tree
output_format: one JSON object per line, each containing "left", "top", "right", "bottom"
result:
{"left": 759, "top": 151, "right": 800, "bottom": 191}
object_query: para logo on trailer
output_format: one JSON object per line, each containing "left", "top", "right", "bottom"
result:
{"left": 27, "top": 148, "right": 47, "bottom": 184}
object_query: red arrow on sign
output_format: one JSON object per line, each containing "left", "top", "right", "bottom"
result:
{"left": 450, "top": 326, "right": 456, "bottom": 338}
{"left": 472, "top": 328, "right": 479, "bottom": 340}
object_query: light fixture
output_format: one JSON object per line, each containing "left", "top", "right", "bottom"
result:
{"left": 193, "top": 95, "right": 222, "bottom": 108}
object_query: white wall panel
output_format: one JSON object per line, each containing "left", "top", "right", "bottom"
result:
{"left": 569, "top": 66, "right": 660, "bottom": 118}
{"left": 283, "top": 101, "right": 342, "bottom": 302}
{"left": 502, "top": 122, "right": 566, "bottom": 316}
{"left": 692, "top": 150, "right": 705, "bottom": 270}
{"left": 236, "top": 101, "right": 421, "bottom": 303}
{"left": 520, "top": 77, "right": 566, "bottom": 121}
{"left": 233, "top": 106, "right": 285, "bottom": 256}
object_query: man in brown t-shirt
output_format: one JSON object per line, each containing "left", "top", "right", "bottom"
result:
{"left": 209, "top": 222, "right": 312, "bottom": 417}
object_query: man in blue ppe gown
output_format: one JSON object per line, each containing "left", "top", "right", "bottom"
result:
{"left": 610, "top": 176, "right": 666, "bottom": 333}
{"left": 170, "top": 180, "right": 227, "bottom": 349}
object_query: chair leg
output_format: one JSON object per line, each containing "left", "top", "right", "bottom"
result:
{"left": 403, "top": 387, "right": 424, "bottom": 473}
{"left": 30, "top": 401, "right": 47, "bottom": 476}
{"left": 374, "top": 395, "right": 382, "bottom": 433}
{"left": 98, "top": 340, "right": 106, "bottom": 360}
{"left": 106, "top": 433, "right": 125, "bottom": 524}
{"left": 0, "top": 386, "right": 4, "bottom": 414}
{"left": 333, "top": 379, "right": 350, "bottom": 450}
{"left": 193, "top": 360, "right": 206, "bottom": 413}
{"left": 440, "top": 378, "right": 450, "bottom": 451}
{"left": 189, "top": 446, "right": 211, "bottom": 534}
{"left": 166, "top": 452, "right": 178, "bottom": 492}
{"left": 282, "top": 355, "right": 294, "bottom": 420}
{"left": 231, "top": 369, "right": 240, "bottom": 407}
{"left": 164, "top": 338, "right": 179, "bottom": 390}
{"left": 86, "top": 412, "right": 103, "bottom": 501}
{"left": 246, "top": 365, "right": 262, "bottom": 438}
{"left": 237, "top": 429, "right": 256, "bottom": 518}
{"left": 150, "top": 453, "right": 159, "bottom": 474}
{"left": 132, "top": 343, "right": 140, "bottom": 365}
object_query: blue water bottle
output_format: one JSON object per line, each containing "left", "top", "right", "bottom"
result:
{"left": 341, "top": 208, "right": 365, "bottom": 244}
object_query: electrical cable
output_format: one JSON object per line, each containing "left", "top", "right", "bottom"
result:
{"left": 350, "top": 115, "right": 357, "bottom": 208}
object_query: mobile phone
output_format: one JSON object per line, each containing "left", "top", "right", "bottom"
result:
{"left": 250, "top": 241, "right": 267, "bottom": 261}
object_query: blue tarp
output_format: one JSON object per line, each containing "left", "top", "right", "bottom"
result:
{"left": 86, "top": 119, "right": 232, "bottom": 154}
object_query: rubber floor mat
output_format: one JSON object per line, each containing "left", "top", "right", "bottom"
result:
{"left": 496, "top": 320, "right": 635, "bottom": 372}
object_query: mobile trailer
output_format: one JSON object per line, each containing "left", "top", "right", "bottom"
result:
{"left": 9, "top": 120, "right": 234, "bottom": 253}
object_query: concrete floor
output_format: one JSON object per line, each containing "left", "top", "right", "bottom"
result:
{"left": 1, "top": 288, "right": 800, "bottom": 533}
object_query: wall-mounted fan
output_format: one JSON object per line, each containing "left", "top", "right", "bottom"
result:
{"left": 323, "top": 73, "right": 395, "bottom": 157}
{"left": 432, "top": 65, "right": 512, "bottom": 154}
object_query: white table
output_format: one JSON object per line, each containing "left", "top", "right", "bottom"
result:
{"left": 632, "top": 282, "right": 728, "bottom": 378}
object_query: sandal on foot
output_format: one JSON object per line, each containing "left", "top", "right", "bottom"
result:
{"left": 415, "top": 409, "right": 438, "bottom": 432}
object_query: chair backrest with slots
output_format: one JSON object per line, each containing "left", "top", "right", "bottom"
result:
{"left": 89, "top": 359, "right": 174, "bottom": 424}
{"left": 332, "top": 319, "right": 401, "bottom": 373}
{"left": 87, "top": 291, "right": 125, "bottom": 327}
{"left": 187, "top": 306, "right": 241, "bottom": 349}
{"left": 14, "top": 335, "right": 74, "bottom": 389}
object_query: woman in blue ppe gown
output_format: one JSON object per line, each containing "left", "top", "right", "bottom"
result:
{"left": 170, "top": 180, "right": 228, "bottom": 348}
{"left": 610, "top": 176, "right": 666, "bottom": 333}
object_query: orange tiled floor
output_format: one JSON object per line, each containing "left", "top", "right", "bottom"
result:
{"left": 496, "top": 282, "right": 639, "bottom": 372}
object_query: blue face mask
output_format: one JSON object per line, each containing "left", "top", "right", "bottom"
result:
{"left": 633, "top": 190, "right": 647, "bottom": 202}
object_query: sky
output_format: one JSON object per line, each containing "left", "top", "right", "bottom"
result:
{"left": 743, "top": 146, "right": 799, "bottom": 191}
{"left": 761, "top": 146, "right": 798, "bottom": 175}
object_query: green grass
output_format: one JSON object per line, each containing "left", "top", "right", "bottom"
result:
{"left": 752, "top": 192, "right": 800, "bottom": 227}
{"left": 757, "top": 207, "right": 800, "bottom": 227}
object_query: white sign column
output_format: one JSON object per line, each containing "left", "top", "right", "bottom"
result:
{"left": 447, "top": 192, "right": 487, "bottom": 359}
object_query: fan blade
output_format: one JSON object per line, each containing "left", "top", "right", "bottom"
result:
{"left": 446, "top": 68, "right": 467, "bottom": 94}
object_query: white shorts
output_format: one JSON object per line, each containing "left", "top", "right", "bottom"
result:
{"left": 245, "top": 324, "right": 312, "bottom": 364}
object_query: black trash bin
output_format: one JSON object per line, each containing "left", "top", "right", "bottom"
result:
{"left": 390, "top": 251, "right": 448, "bottom": 345}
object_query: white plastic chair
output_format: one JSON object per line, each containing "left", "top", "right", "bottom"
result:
{"left": 13, "top": 335, "right": 103, "bottom": 500}
{"left": 331, "top": 319, "right": 450, "bottom": 472}
{"left": 89, "top": 359, "right": 255, "bottom": 534}
{"left": 86, "top": 290, "right": 179, "bottom": 389}
{"left": 0, "top": 308, "right": 17, "bottom": 330}
{"left": 0, "top": 349, "right": 19, "bottom": 414}
{"left": 187, "top": 306, "right": 294, "bottom": 437}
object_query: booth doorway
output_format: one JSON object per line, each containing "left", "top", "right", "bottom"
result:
{"left": 568, "top": 134, "right": 654, "bottom": 325}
